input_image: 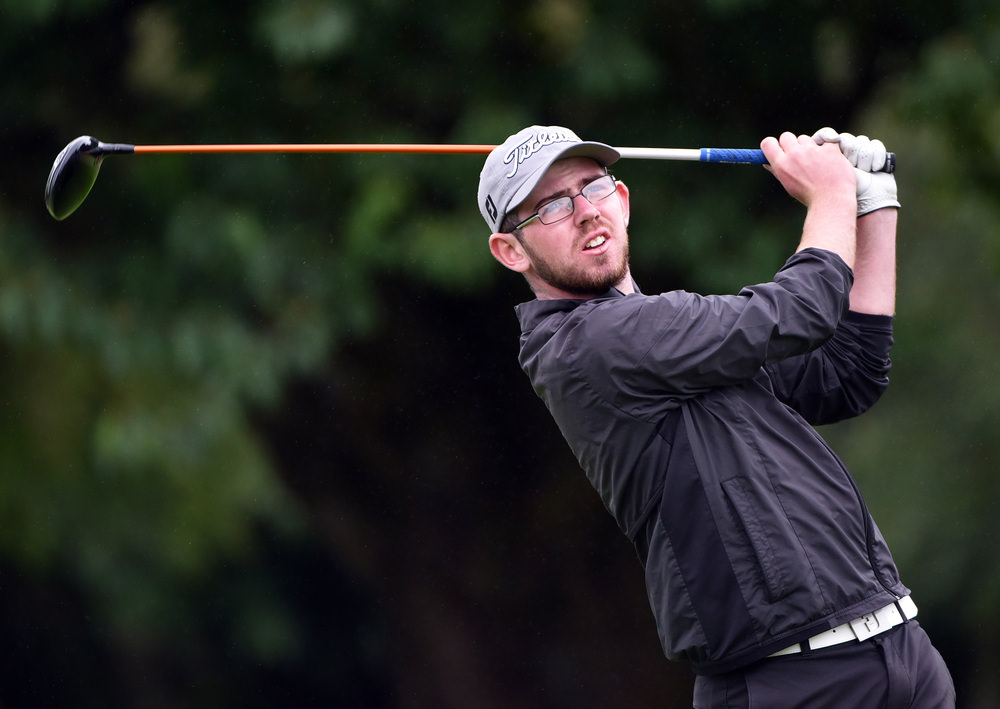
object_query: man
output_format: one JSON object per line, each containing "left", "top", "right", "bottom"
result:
{"left": 478, "top": 125, "right": 955, "bottom": 707}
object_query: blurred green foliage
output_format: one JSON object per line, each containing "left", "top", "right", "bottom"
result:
{"left": 2, "top": 0, "right": 999, "bottom": 706}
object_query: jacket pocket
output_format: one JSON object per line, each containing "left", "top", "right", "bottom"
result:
{"left": 721, "top": 477, "right": 791, "bottom": 603}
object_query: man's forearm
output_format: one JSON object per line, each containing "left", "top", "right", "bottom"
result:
{"left": 849, "top": 208, "right": 897, "bottom": 315}
{"left": 796, "top": 193, "right": 858, "bottom": 270}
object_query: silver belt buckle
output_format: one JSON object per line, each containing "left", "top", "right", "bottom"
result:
{"left": 847, "top": 602, "right": 903, "bottom": 642}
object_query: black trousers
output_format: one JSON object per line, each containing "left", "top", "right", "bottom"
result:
{"left": 693, "top": 621, "right": 955, "bottom": 709}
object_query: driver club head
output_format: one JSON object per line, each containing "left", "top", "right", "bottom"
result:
{"left": 44, "top": 135, "right": 108, "bottom": 221}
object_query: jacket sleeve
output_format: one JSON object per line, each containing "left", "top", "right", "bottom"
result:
{"left": 583, "top": 249, "right": 855, "bottom": 409}
{"left": 762, "top": 310, "right": 893, "bottom": 425}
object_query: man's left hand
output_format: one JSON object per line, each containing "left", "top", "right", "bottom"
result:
{"left": 813, "top": 127, "right": 900, "bottom": 216}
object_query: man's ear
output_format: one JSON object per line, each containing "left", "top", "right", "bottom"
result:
{"left": 616, "top": 179, "right": 631, "bottom": 227}
{"left": 489, "top": 233, "right": 531, "bottom": 273}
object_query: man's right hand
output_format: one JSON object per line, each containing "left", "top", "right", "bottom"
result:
{"left": 760, "top": 131, "right": 857, "bottom": 209}
{"left": 760, "top": 131, "right": 858, "bottom": 268}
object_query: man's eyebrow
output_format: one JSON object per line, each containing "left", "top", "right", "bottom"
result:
{"left": 531, "top": 173, "right": 607, "bottom": 212}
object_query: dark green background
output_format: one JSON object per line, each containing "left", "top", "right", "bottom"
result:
{"left": 2, "top": 1, "right": 998, "bottom": 706}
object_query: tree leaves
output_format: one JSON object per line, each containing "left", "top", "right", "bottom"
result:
{"left": 4, "top": 0, "right": 1000, "bottom": 705}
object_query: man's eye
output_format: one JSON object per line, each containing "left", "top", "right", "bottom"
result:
{"left": 540, "top": 199, "right": 569, "bottom": 218}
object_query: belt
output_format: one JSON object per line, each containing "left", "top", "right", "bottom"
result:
{"left": 768, "top": 596, "right": 918, "bottom": 658}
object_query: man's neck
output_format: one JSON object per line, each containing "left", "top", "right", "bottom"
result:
{"left": 532, "top": 274, "right": 635, "bottom": 300}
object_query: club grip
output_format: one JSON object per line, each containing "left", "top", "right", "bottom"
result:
{"left": 700, "top": 148, "right": 768, "bottom": 165}
{"left": 700, "top": 147, "right": 896, "bottom": 173}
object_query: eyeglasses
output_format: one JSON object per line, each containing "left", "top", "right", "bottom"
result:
{"left": 512, "top": 174, "right": 618, "bottom": 231}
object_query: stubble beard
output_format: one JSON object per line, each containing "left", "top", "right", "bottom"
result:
{"left": 520, "top": 234, "right": 631, "bottom": 297}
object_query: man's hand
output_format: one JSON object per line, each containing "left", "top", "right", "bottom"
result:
{"left": 812, "top": 128, "right": 901, "bottom": 216}
{"left": 760, "top": 132, "right": 857, "bottom": 208}
{"left": 761, "top": 131, "right": 858, "bottom": 268}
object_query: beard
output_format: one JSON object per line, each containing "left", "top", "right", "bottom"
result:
{"left": 519, "top": 235, "right": 631, "bottom": 297}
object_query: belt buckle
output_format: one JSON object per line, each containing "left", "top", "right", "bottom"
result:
{"left": 848, "top": 613, "right": 879, "bottom": 642}
{"left": 848, "top": 603, "right": 903, "bottom": 642}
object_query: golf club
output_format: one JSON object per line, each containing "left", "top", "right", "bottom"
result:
{"left": 44, "top": 135, "right": 896, "bottom": 221}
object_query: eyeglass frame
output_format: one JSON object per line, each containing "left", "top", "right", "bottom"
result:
{"left": 508, "top": 172, "right": 619, "bottom": 232}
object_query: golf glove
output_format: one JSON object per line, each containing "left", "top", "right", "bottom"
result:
{"left": 812, "top": 127, "right": 900, "bottom": 216}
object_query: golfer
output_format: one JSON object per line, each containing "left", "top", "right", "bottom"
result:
{"left": 478, "top": 125, "right": 955, "bottom": 707}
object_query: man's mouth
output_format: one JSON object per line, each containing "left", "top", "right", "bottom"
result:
{"left": 584, "top": 235, "right": 607, "bottom": 251}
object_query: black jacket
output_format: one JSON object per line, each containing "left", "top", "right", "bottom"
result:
{"left": 515, "top": 248, "right": 909, "bottom": 675}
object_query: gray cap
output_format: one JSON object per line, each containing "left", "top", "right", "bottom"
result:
{"left": 477, "top": 125, "right": 620, "bottom": 232}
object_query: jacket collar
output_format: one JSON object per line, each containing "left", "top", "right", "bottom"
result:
{"left": 514, "top": 279, "right": 641, "bottom": 331}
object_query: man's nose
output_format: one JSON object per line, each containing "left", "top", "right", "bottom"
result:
{"left": 573, "top": 193, "right": 600, "bottom": 222}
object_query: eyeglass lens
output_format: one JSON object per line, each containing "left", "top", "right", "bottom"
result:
{"left": 536, "top": 175, "right": 616, "bottom": 225}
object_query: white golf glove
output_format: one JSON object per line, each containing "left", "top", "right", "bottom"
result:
{"left": 813, "top": 127, "right": 900, "bottom": 216}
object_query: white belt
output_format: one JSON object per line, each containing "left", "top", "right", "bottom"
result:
{"left": 769, "top": 596, "right": 918, "bottom": 658}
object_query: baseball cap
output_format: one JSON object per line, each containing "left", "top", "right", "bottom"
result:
{"left": 477, "top": 125, "right": 620, "bottom": 232}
